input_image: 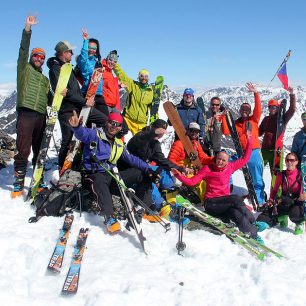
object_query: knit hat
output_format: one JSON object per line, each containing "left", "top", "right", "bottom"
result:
{"left": 107, "top": 50, "right": 119, "bottom": 62}
{"left": 151, "top": 119, "right": 168, "bottom": 130}
{"left": 188, "top": 122, "right": 200, "bottom": 131}
{"left": 183, "top": 88, "right": 194, "bottom": 96}
{"left": 108, "top": 112, "right": 123, "bottom": 124}
{"left": 55, "top": 41, "right": 76, "bottom": 53}
{"left": 268, "top": 99, "right": 279, "bottom": 107}
{"left": 31, "top": 47, "right": 45, "bottom": 57}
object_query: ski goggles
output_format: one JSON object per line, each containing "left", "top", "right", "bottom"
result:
{"left": 88, "top": 46, "right": 97, "bottom": 50}
{"left": 108, "top": 120, "right": 122, "bottom": 128}
{"left": 285, "top": 158, "right": 297, "bottom": 162}
{"left": 32, "top": 53, "right": 45, "bottom": 61}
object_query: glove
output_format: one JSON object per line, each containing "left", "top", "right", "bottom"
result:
{"left": 147, "top": 168, "right": 161, "bottom": 184}
{"left": 265, "top": 199, "right": 275, "bottom": 208}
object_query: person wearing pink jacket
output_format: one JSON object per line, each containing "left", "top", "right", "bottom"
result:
{"left": 172, "top": 124, "right": 263, "bottom": 242}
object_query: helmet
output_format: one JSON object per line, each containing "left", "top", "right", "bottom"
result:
{"left": 268, "top": 99, "right": 279, "bottom": 107}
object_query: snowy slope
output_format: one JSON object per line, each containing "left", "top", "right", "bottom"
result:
{"left": 1, "top": 93, "right": 306, "bottom": 306}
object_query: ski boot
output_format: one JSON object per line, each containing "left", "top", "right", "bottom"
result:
{"left": 159, "top": 201, "right": 172, "bottom": 219}
{"left": 105, "top": 215, "right": 121, "bottom": 233}
{"left": 255, "top": 221, "right": 269, "bottom": 232}
{"left": 294, "top": 222, "right": 304, "bottom": 235}
{"left": 277, "top": 215, "right": 289, "bottom": 228}
{"left": 255, "top": 235, "right": 265, "bottom": 245}
{"left": 11, "top": 170, "right": 25, "bottom": 199}
{"left": 169, "top": 204, "right": 190, "bottom": 227}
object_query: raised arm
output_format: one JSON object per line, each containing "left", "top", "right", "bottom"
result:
{"left": 284, "top": 87, "right": 296, "bottom": 125}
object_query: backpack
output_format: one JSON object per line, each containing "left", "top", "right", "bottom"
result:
{"left": 31, "top": 170, "right": 82, "bottom": 219}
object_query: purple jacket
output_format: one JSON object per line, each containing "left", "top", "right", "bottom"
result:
{"left": 73, "top": 125, "right": 150, "bottom": 173}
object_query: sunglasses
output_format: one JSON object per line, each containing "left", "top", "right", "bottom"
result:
{"left": 285, "top": 158, "right": 297, "bottom": 162}
{"left": 139, "top": 74, "right": 149, "bottom": 79}
{"left": 240, "top": 107, "right": 251, "bottom": 111}
{"left": 88, "top": 46, "right": 97, "bottom": 50}
{"left": 269, "top": 106, "right": 278, "bottom": 109}
{"left": 189, "top": 129, "right": 200, "bottom": 133}
{"left": 302, "top": 117, "right": 306, "bottom": 121}
{"left": 108, "top": 120, "right": 122, "bottom": 127}
{"left": 32, "top": 54, "right": 45, "bottom": 60}
{"left": 211, "top": 103, "right": 220, "bottom": 107}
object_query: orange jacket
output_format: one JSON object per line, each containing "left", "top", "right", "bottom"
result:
{"left": 168, "top": 139, "right": 214, "bottom": 167}
{"left": 235, "top": 92, "right": 261, "bottom": 150}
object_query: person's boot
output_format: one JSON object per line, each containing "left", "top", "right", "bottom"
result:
{"left": 277, "top": 215, "right": 289, "bottom": 228}
{"left": 37, "top": 173, "right": 47, "bottom": 193}
{"left": 11, "top": 170, "right": 26, "bottom": 199}
{"left": 294, "top": 222, "right": 304, "bottom": 235}
{"left": 105, "top": 215, "right": 121, "bottom": 233}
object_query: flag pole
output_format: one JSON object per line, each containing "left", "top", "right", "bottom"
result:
{"left": 267, "top": 50, "right": 292, "bottom": 89}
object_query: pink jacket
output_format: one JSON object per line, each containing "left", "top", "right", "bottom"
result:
{"left": 270, "top": 168, "right": 303, "bottom": 200}
{"left": 174, "top": 137, "right": 253, "bottom": 200}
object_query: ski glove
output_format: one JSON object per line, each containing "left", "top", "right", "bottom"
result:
{"left": 147, "top": 167, "right": 162, "bottom": 184}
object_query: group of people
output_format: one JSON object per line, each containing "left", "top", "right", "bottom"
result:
{"left": 10, "top": 14, "right": 306, "bottom": 242}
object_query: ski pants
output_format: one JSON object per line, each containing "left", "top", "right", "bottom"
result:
{"left": 85, "top": 167, "right": 152, "bottom": 217}
{"left": 247, "top": 149, "right": 265, "bottom": 205}
{"left": 204, "top": 194, "right": 257, "bottom": 238}
{"left": 58, "top": 108, "right": 107, "bottom": 168}
{"left": 14, "top": 109, "right": 46, "bottom": 174}
{"left": 257, "top": 198, "right": 305, "bottom": 226}
{"left": 261, "top": 149, "right": 274, "bottom": 176}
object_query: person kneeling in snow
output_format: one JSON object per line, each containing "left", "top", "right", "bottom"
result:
{"left": 69, "top": 111, "right": 159, "bottom": 233}
{"left": 171, "top": 123, "right": 265, "bottom": 244}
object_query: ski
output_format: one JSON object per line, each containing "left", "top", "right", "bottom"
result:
{"left": 225, "top": 111, "right": 259, "bottom": 210}
{"left": 62, "top": 228, "right": 89, "bottom": 295}
{"left": 26, "top": 63, "right": 72, "bottom": 200}
{"left": 176, "top": 195, "right": 284, "bottom": 260}
{"left": 149, "top": 75, "right": 164, "bottom": 124}
{"left": 60, "top": 67, "right": 103, "bottom": 176}
{"left": 47, "top": 214, "right": 74, "bottom": 273}
{"left": 163, "top": 101, "right": 202, "bottom": 170}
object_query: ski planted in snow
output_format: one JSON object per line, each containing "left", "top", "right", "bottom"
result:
{"left": 163, "top": 101, "right": 202, "bottom": 170}
{"left": 47, "top": 214, "right": 74, "bottom": 273}
{"left": 149, "top": 75, "right": 164, "bottom": 124}
{"left": 225, "top": 110, "right": 259, "bottom": 210}
{"left": 26, "top": 63, "right": 73, "bottom": 201}
{"left": 176, "top": 195, "right": 284, "bottom": 260}
{"left": 60, "top": 66, "right": 103, "bottom": 176}
{"left": 62, "top": 228, "right": 89, "bottom": 294}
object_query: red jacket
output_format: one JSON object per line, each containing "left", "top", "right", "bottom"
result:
{"left": 174, "top": 137, "right": 253, "bottom": 200}
{"left": 102, "top": 59, "right": 121, "bottom": 110}
{"left": 235, "top": 93, "right": 261, "bottom": 150}
{"left": 168, "top": 139, "right": 214, "bottom": 166}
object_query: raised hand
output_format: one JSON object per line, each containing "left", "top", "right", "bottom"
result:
{"left": 25, "top": 14, "right": 38, "bottom": 31}
{"left": 69, "top": 110, "right": 81, "bottom": 127}
{"left": 81, "top": 28, "right": 89, "bottom": 40}
{"left": 245, "top": 82, "right": 257, "bottom": 94}
{"left": 287, "top": 86, "right": 294, "bottom": 94}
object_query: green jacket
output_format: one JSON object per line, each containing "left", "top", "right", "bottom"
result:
{"left": 113, "top": 63, "right": 153, "bottom": 124}
{"left": 17, "top": 29, "right": 49, "bottom": 114}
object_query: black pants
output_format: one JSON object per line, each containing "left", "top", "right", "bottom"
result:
{"left": 204, "top": 195, "right": 257, "bottom": 238}
{"left": 84, "top": 168, "right": 152, "bottom": 217}
{"left": 14, "top": 109, "right": 46, "bottom": 173}
{"left": 58, "top": 108, "right": 107, "bottom": 168}
{"left": 257, "top": 197, "right": 305, "bottom": 226}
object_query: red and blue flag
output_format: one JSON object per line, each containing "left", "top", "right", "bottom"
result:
{"left": 277, "top": 63, "right": 289, "bottom": 90}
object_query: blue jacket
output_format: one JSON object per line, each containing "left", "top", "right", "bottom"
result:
{"left": 291, "top": 128, "right": 306, "bottom": 161}
{"left": 176, "top": 100, "right": 206, "bottom": 139}
{"left": 77, "top": 39, "right": 103, "bottom": 96}
{"left": 73, "top": 125, "right": 150, "bottom": 173}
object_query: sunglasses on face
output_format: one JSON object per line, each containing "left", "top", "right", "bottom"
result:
{"left": 32, "top": 54, "right": 45, "bottom": 61}
{"left": 189, "top": 129, "right": 200, "bottom": 133}
{"left": 88, "top": 46, "right": 97, "bottom": 50}
{"left": 139, "top": 74, "right": 149, "bottom": 79}
{"left": 302, "top": 117, "right": 306, "bottom": 121}
{"left": 285, "top": 158, "right": 297, "bottom": 162}
{"left": 211, "top": 103, "right": 220, "bottom": 107}
{"left": 240, "top": 107, "right": 251, "bottom": 112}
{"left": 269, "top": 106, "right": 278, "bottom": 110}
{"left": 108, "top": 120, "right": 122, "bottom": 127}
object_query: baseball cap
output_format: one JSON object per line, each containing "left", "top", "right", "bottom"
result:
{"left": 188, "top": 122, "right": 200, "bottom": 131}
{"left": 183, "top": 88, "right": 194, "bottom": 96}
{"left": 55, "top": 41, "right": 76, "bottom": 53}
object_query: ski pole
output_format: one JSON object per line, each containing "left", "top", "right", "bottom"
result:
{"left": 90, "top": 154, "right": 171, "bottom": 232}
{"left": 176, "top": 206, "right": 187, "bottom": 256}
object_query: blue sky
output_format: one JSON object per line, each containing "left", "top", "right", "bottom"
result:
{"left": 1, "top": 0, "right": 306, "bottom": 88}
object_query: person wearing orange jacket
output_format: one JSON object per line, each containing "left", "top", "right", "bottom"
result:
{"left": 168, "top": 122, "right": 214, "bottom": 201}
{"left": 235, "top": 82, "right": 265, "bottom": 205}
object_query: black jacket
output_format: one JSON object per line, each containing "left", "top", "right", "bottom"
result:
{"left": 127, "top": 127, "right": 181, "bottom": 171}
{"left": 47, "top": 57, "right": 85, "bottom": 113}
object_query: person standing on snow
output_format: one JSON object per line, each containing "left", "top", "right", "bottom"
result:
{"left": 291, "top": 112, "right": 306, "bottom": 163}
{"left": 235, "top": 82, "right": 265, "bottom": 206}
{"left": 172, "top": 123, "right": 265, "bottom": 244}
{"left": 113, "top": 61, "right": 154, "bottom": 135}
{"left": 259, "top": 87, "right": 296, "bottom": 176}
{"left": 12, "top": 14, "right": 50, "bottom": 198}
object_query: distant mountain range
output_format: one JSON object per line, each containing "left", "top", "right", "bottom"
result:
{"left": 0, "top": 85, "right": 304, "bottom": 150}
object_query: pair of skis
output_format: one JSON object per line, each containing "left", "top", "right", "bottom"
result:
{"left": 176, "top": 195, "right": 285, "bottom": 260}
{"left": 47, "top": 214, "right": 89, "bottom": 295}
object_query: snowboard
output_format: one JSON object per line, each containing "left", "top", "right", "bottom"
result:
{"left": 26, "top": 63, "right": 72, "bottom": 200}
{"left": 163, "top": 101, "right": 202, "bottom": 170}
{"left": 176, "top": 195, "right": 284, "bottom": 260}
{"left": 149, "top": 76, "right": 164, "bottom": 125}
{"left": 60, "top": 66, "right": 103, "bottom": 176}
{"left": 225, "top": 111, "right": 259, "bottom": 210}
